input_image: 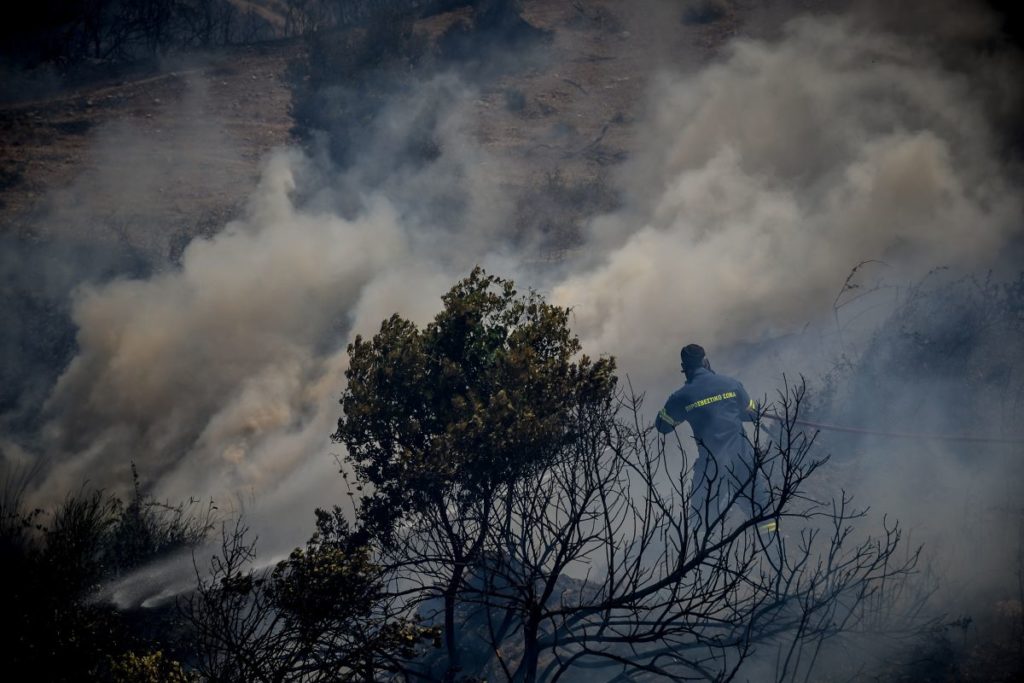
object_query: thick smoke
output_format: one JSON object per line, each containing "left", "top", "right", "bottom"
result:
{"left": 553, "top": 9, "right": 1022, "bottom": 395}
{"left": 43, "top": 152, "right": 405, "bottom": 496}
{"left": 25, "top": 74, "right": 513, "bottom": 549}
{"left": 1, "top": 72, "right": 263, "bottom": 437}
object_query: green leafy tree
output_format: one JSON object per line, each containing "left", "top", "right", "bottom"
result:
{"left": 334, "top": 267, "right": 617, "bottom": 679}
{"left": 108, "top": 650, "right": 195, "bottom": 682}
{"left": 336, "top": 266, "right": 616, "bottom": 540}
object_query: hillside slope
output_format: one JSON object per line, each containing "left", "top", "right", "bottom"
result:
{"left": 0, "top": 0, "right": 744, "bottom": 262}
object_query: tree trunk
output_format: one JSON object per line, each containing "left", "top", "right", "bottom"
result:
{"left": 443, "top": 564, "right": 464, "bottom": 682}
{"left": 519, "top": 612, "right": 540, "bottom": 683}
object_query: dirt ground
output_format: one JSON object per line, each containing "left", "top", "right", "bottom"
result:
{"left": 0, "top": 0, "right": 745, "bottom": 264}
{"left": 0, "top": 40, "right": 298, "bottom": 261}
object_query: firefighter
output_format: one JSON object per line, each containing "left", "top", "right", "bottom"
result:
{"left": 655, "top": 344, "right": 774, "bottom": 531}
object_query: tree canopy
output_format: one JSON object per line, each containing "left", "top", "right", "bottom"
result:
{"left": 335, "top": 266, "right": 617, "bottom": 541}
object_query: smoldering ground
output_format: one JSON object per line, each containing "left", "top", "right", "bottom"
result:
{"left": 2, "top": 0, "right": 1023, "bottom": 674}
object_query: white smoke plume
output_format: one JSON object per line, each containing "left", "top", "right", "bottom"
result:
{"left": 36, "top": 150, "right": 454, "bottom": 528}
{"left": 554, "top": 10, "right": 1022, "bottom": 394}
{"left": 26, "top": 73, "right": 509, "bottom": 548}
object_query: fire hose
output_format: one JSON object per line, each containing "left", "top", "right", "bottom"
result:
{"left": 761, "top": 413, "right": 1024, "bottom": 445}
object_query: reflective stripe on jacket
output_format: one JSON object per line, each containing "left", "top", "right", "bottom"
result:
{"left": 655, "top": 367, "right": 756, "bottom": 462}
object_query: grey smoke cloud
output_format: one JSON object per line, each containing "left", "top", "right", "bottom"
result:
{"left": 39, "top": 150, "right": 446, "bottom": 509}
{"left": 27, "top": 74, "right": 507, "bottom": 543}
{"left": 553, "top": 12, "right": 1022, "bottom": 395}
{"left": 0, "top": 75, "right": 254, "bottom": 434}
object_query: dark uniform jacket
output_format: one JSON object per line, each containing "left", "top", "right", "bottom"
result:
{"left": 655, "top": 367, "right": 757, "bottom": 465}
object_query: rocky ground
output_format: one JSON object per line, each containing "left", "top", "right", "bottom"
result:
{"left": 0, "top": 40, "right": 298, "bottom": 260}
{"left": 0, "top": 0, "right": 747, "bottom": 264}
